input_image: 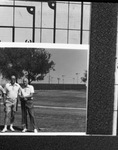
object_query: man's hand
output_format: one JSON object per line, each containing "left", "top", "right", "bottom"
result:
{"left": 19, "top": 95, "right": 22, "bottom": 98}
{"left": 21, "top": 96, "right": 27, "bottom": 101}
{"left": 3, "top": 101, "right": 6, "bottom": 106}
{"left": 19, "top": 95, "right": 25, "bottom": 99}
{"left": 24, "top": 97, "right": 27, "bottom": 101}
{"left": 19, "top": 95, "right": 27, "bottom": 101}
{"left": 3, "top": 97, "right": 6, "bottom": 106}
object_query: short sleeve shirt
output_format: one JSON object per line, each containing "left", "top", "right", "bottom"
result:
{"left": 4, "top": 83, "right": 21, "bottom": 103}
{"left": 21, "top": 85, "right": 34, "bottom": 99}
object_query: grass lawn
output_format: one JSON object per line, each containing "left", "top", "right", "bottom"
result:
{"left": 0, "top": 90, "right": 87, "bottom": 132}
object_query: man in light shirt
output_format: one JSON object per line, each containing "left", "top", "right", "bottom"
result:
{"left": 1, "top": 75, "right": 21, "bottom": 132}
{"left": 20, "top": 78, "right": 38, "bottom": 133}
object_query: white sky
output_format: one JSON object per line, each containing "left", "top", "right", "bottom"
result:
{"left": 39, "top": 48, "right": 88, "bottom": 84}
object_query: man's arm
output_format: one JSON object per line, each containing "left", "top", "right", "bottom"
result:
{"left": 18, "top": 86, "right": 33, "bottom": 101}
{"left": 2, "top": 92, "right": 6, "bottom": 106}
{"left": 2, "top": 85, "right": 7, "bottom": 105}
{"left": 24, "top": 85, "right": 34, "bottom": 100}
{"left": 24, "top": 93, "right": 33, "bottom": 98}
{"left": 16, "top": 86, "right": 21, "bottom": 111}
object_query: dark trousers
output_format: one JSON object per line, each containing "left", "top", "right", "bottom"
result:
{"left": 21, "top": 99, "right": 37, "bottom": 130}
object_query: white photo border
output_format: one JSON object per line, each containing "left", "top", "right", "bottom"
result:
{"left": 0, "top": 42, "right": 89, "bottom": 136}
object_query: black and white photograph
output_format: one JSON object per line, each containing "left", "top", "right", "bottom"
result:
{"left": 0, "top": 0, "right": 118, "bottom": 150}
{"left": 0, "top": 44, "right": 88, "bottom": 134}
{"left": 0, "top": 0, "right": 90, "bottom": 135}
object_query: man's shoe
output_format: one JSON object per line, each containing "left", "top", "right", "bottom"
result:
{"left": 1, "top": 128, "right": 8, "bottom": 133}
{"left": 22, "top": 128, "right": 28, "bottom": 133}
{"left": 34, "top": 129, "right": 38, "bottom": 133}
{"left": 10, "top": 126, "right": 15, "bottom": 132}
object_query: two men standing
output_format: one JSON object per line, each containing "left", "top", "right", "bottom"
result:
{"left": 1, "top": 75, "right": 38, "bottom": 133}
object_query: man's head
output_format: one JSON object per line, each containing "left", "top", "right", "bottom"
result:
{"left": 11, "top": 75, "right": 16, "bottom": 84}
{"left": 23, "top": 78, "right": 28, "bottom": 87}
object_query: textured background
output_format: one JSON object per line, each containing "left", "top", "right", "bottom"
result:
{"left": 87, "top": 3, "right": 118, "bottom": 135}
{"left": 1, "top": 2, "right": 118, "bottom": 150}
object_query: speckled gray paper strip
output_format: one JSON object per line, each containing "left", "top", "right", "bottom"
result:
{"left": 87, "top": 3, "right": 118, "bottom": 135}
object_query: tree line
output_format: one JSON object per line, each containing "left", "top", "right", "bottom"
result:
{"left": 0, "top": 48, "right": 55, "bottom": 84}
{"left": 0, "top": 47, "right": 87, "bottom": 85}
